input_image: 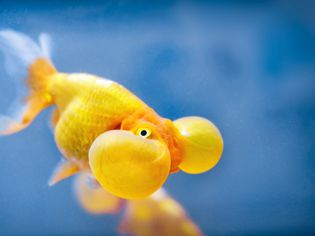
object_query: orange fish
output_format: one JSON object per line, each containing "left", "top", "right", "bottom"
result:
{"left": 0, "top": 30, "right": 223, "bottom": 199}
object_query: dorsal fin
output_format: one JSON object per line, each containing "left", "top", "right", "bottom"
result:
{"left": 48, "top": 160, "right": 80, "bottom": 186}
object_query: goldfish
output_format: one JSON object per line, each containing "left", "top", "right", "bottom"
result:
{"left": 74, "top": 173, "right": 203, "bottom": 236}
{"left": 0, "top": 30, "right": 223, "bottom": 199}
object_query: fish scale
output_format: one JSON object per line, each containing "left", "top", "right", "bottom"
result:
{"left": 51, "top": 73, "right": 145, "bottom": 165}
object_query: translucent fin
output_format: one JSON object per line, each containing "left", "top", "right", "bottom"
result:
{"left": 48, "top": 160, "right": 80, "bottom": 186}
{"left": 48, "top": 108, "right": 60, "bottom": 133}
{"left": 39, "top": 33, "right": 52, "bottom": 59}
{"left": 0, "top": 30, "right": 56, "bottom": 135}
{"left": 72, "top": 174, "right": 203, "bottom": 235}
{"left": 119, "top": 189, "right": 204, "bottom": 236}
{"left": 0, "top": 94, "right": 51, "bottom": 135}
{"left": 0, "top": 30, "right": 51, "bottom": 80}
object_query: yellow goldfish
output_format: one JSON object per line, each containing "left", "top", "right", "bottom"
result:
{"left": 0, "top": 30, "right": 223, "bottom": 199}
{"left": 74, "top": 173, "right": 203, "bottom": 236}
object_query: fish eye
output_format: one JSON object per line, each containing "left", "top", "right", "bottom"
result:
{"left": 137, "top": 128, "right": 151, "bottom": 138}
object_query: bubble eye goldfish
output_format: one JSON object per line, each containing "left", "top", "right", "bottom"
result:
{"left": 0, "top": 30, "right": 223, "bottom": 199}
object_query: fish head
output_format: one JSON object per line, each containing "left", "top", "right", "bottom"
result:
{"left": 121, "top": 110, "right": 224, "bottom": 175}
{"left": 89, "top": 108, "right": 223, "bottom": 199}
{"left": 120, "top": 108, "right": 183, "bottom": 173}
{"left": 88, "top": 108, "right": 174, "bottom": 199}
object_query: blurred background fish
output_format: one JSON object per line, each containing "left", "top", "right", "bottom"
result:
{"left": 74, "top": 173, "right": 203, "bottom": 236}
{"left": 0, "top": 0, "right": 314, "bottom": 235}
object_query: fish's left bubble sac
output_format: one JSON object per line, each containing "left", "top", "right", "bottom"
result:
{"left": 88, "top": 130, "right": 171, "bottom": 199}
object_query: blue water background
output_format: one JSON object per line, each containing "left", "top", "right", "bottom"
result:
{"left": 0, "top": 1, "right": 314, "bottom": 235}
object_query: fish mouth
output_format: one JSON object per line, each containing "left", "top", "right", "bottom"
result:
{"left": 89, "top": 130, "right": 171, "bottom": 199}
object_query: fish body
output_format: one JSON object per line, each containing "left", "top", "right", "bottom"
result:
{"left": 0, "top": 30, "right": 223, "bottom": 199}
{"left": 49, "top": 72, "right": 145, "bottom": 167}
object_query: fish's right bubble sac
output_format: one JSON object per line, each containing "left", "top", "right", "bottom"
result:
{"left": 173, "top": 116, "right": 223, "bottom": 174}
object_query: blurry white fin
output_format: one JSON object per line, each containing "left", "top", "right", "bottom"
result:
{"left": 39, "top": 33, "right": 52, "bottom": 59}
{"left": 0, "top": 29, "right": 55, "bottom": 135}
{"left": 49, "top": 160, "right": 80, "bottom": 186}
{"left": 0, "top": 29, "right": 52, "bottom": 79}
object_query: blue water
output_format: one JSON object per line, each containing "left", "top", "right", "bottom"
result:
{"left": 0, "top": 1, "right": 314, "bottom": 235}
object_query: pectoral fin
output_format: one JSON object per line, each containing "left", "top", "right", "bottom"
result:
{"left": 48, "top": 160, "right": 80, "bottom": 186}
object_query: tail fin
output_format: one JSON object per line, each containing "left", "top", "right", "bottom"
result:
{"left": 0, "top": 30, "right": 56, "bottom": 135}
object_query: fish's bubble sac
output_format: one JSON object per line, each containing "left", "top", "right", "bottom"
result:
{"left": 89, "top": 130, "right": 171, "bottom": 199}
{"left": 173, "top": 116, "right": 223, "bottom": 174}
